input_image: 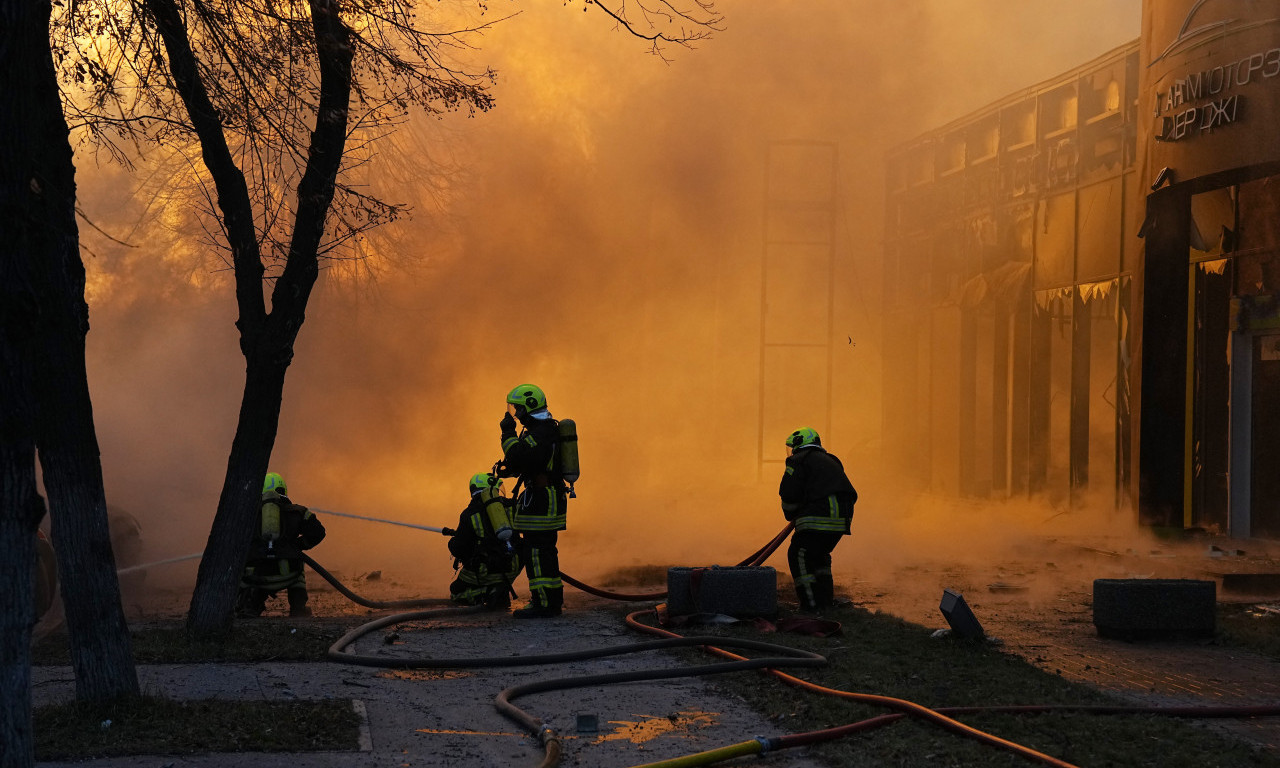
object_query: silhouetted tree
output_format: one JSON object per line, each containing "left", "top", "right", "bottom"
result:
{"left": 3, "top": 0, "right": 139, "bottom": 762}
{"left": 54, "top": 0, "right": 721, "bottom": 637}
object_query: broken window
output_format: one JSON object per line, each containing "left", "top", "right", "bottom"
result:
{"left": 1034, "top": 193, "right": 1076, "bottom": 289}
{"left": 1077, "top": 178, "right": 1123, "bottom": 281}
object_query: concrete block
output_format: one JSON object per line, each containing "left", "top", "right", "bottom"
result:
{"left": 939, "top": 588, "right": 985, "bottom": 639}
{"left": 1219, "top": 572, "right": 1280, "bottom": 597}
{"left": 666, "top": 566, "right": 777, "bottom": 617}
{"left": 1092, "top": 578, "right": 1216, "bottom": 640}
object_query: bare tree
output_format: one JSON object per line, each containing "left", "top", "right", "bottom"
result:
{"left": 3, "top": 0, "right": 139, "bottom": 761}
{"left": 54, "top": 0, "right": 721, "bottom": 637}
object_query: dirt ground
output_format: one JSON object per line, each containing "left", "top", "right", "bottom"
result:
{"left": 849, "top": 532, "right": 1280, "bottom": 753}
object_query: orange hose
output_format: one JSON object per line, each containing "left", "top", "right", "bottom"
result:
{"left": 624, "top": 610, "right": 1081, "bottom": 768}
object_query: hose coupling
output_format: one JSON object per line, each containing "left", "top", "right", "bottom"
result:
{"left": 755, "top": 736, "right": 772, "bottom": 754}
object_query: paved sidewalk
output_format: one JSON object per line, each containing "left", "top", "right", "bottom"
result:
{"left": 33, "top": 595, "right": 827, "bottom": 768}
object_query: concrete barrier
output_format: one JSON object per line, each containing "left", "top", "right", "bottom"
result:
{"left": 667, "top": 566, "right": 777, "bottom": 617}
{"left": 1092, "top": 578, "right": 1216, "bottom": 640}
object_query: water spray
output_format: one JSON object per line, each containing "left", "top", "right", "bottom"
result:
{"left": 308, "top": 506, "right": 449, "bottom": 534}
{"left": 115, "top": 552, "right": 202, "bottom": 575}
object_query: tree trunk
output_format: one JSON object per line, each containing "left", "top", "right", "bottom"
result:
{"left": 0, "top": 229, "right": 43, "bottom": 767}
{"left": 0, "top": 475, "right": 43, "bottom": 768}
{"left": 1, "top": 0, "right": 139, "bottom": 705}
{"left": 1, "top": 4, "right": 50, "bottom": 761}
{"left": 144, "top": 0, "right": 355, "bottom": 637}
{"left": 186, "top": 359, "right": 289, "bottom": 635}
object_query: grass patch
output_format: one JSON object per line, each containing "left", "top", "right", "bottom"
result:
{"left": 628, "top": 605, "right": 1280, "bottom": 767}
{"left": 35, "top": 696, "right": 361, "bottom": 759}
{"left": 31, "top": 618, "right": 363, "bottom": 665}
{"left": 1219, "top": 603, "right": 1280, "bottom": 662}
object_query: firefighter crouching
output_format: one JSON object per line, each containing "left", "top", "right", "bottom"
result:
{"left": 444, "top": 472, "right": 521, "bottom": 609}
{"left": 237, "top": 472, "right": 326, "bottom": 618}
{"left": 779, "top": 427, "right": 857, "bottom": 613}
{"left": 497, "top": 383, "right": 568, "bottom": 619}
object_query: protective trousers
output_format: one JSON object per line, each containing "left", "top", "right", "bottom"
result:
{"left": 520, "top": 530, "right": 563, "bottom": 611}
{"left": 236, "top": 584, "right": 310, "bottom": 617}
{"left": 787, "top": 530, "right": 844, "bottom": 611}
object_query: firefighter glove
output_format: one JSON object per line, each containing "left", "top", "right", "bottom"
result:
{"left": 500, "top": 412, "right": 517, "bottom": 433}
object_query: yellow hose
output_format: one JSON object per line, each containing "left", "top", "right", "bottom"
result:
{"left": 629, "top": 739, "right": 762, "bottom": 768}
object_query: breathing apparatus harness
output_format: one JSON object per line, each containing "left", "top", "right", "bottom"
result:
{"left": 497, "top": 412, "right": 579, "bottom": 506}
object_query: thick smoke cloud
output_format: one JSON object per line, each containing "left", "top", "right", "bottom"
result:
{"left": 77, "top": 1, "right": 1142, "bottom": 593}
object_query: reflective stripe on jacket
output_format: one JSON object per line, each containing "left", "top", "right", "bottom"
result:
{"left": 500, "top": 418, "right": 567, "bottom": 531}
{"left": 779, "top": 446, "right": 856, "bottom": 534}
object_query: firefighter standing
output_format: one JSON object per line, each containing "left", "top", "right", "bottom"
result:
{"left": 497, "top": 383, "right": 567, "bottom": 618}
{"left": 237, "top": 472, "right": 326, "bottom": 617}
{"left": 445, "top": 473, "right": 521, "bottom": 608}
{"left": 778, "top": 428, "right": 857, "bottom": 612}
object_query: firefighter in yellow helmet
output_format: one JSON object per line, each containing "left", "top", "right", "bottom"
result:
{"left": 496, "top": 383, "right": 567, "bottom": 618}
{"left": 236, "top": 472, "right": 326, "bottom": 617}
{"left": 444, "top": 473, "right": 521, "bottom": 608}
{"left": 779, "top": 428, "right": 857, "bottom": 612}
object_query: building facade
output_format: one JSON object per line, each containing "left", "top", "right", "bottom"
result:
{"left": 882, "top": 0, "right": 1280, "bottom": 538}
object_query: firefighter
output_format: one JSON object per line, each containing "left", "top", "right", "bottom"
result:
{"left": 445, "top": 473, "right": 521, "bottom": 609}
{"left": 778, "top": 428, "right": 857, "bottom": 612}
{"left": 496, "top": 383, "right": 566, "bottom": 618}
{"left": 236, "top": 472, "right": 326, "bottom": 618}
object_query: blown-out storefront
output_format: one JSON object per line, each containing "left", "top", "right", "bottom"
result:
{"left": 1137, "top": 0, "right": 1280, "bottom": 537}
{"left": 881, "top": 42, "right": 1141, "bottom": 513}
{"left": 880, "top": 0, "right": 1280, "bottom": 538}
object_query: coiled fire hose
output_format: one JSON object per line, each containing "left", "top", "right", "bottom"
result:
{"left": 314, "top": 521, "right": 1078, "bottom": 768}
{"left": 325, "top": 604, "right": 826, "bottom": 768}
{"left": 315, "top": 522, "right": 807, "bottom": 768}
{"left": 620, "top": 611, "right": 1280, "bottom": 767}
{"left": 310, "top": 520, "right": 1280, "bottom": 768}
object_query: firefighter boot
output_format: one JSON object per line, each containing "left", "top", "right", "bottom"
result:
{"left": 287, "top": 587, "right": 312, "bottom": 617}
{"left": 236, "top": 588, "right": 266, "bottom": 618}
{"left": 484, "top": 586, "right": 511, "bottom": 610}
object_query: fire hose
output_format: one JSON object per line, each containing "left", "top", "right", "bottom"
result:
{"left": 308, "top": 520, "right": 1070, "bottom": 767}
{"left": 300, "top": 512, "right": 1280, "bottom": 768}
{"left": 623, "top": 603, "right": 1280, "bottom": 767}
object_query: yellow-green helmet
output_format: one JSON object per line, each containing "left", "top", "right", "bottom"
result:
{"left": 263, "top": 472, "right": 287, "bottom": 496}
{"left": 468, "top": 472, "right": 502, "bottom": 496}
{"left": 506, "top": 383, "right": 547, "bottom": 413}
{"left": 785, "top": 428, "right": 821, "bottom": 450}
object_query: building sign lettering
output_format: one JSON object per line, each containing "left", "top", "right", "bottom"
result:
{"left": 1156, "top": 95, "right": 1241, "bottom": 141}
{"left": 1154, "top": 46, "right": 1280, "bottom": 142}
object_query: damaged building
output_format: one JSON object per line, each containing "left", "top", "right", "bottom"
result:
{"left": 881, "top": 0, "right": 1280, "bottom": 539}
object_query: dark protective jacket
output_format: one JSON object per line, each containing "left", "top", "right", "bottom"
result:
{"left": 498, "top": 416, "right": 567, "bottom": 531}
{"left": 448, "top": 493, "right": 515, "bottom": 572}
{"left": 242, "top": 493, "right": 327, "bottom": 588}
{"left": 779, "top": 446, "right": 857, "bottom": 534}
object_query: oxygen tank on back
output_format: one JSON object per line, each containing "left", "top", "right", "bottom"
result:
{"left": 260, "top": 496, "right": 282, "bottom": 552}
{"left": 479, "top": 485, "right": 513, "bottom": 542}
{"left": 557, "top": 418, "right": 579, "bottom": 498}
